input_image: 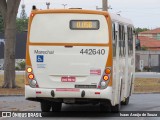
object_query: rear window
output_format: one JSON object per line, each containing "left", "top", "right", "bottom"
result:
{"left": 30, "top": 13, "right": 109, "bottom": 44}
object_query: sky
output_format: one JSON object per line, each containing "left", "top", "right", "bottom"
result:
{"left": 18, "top": 0, "right": 160, "bottom": 29}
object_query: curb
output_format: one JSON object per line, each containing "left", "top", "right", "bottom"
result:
{"left": 0, "top": 94, "right": 24, "bottom": 97}
{"left": 133, "top": 92, "right": 160, "bottom": 94}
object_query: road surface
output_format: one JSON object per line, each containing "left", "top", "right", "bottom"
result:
{"left": 0, "top": 94, "right": 160, "bottom": 119}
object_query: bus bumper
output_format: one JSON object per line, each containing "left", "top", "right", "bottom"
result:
{"left": 25, "top": 85, "right": 113, "bottom": 104}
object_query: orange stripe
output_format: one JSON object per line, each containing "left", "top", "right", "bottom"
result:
{"left": 28, "top": 42, "right": 109, "bottom": 47}
{"left": 31, "top": 9, "right": 108, "bottom": 16}
{"left": 104, "top": 14, "right": 113, "bottom": 86}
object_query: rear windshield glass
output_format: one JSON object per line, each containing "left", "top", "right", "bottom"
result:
{"left": 30, "top": 13, "right": 109, "bottom": 44}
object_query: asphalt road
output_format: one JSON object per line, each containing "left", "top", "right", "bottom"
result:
{"left": 135, "top": 72, "right": 160, "bottom": 78}
{"left": 0, "top": 94, "right": 160, "bottom": 120}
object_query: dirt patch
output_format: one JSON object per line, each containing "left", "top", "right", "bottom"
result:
{"left": 134, "top": 78, "right": 160, "bottom": 93}
{"left": 0, "top": 88, "right": 24, "bottom": 95}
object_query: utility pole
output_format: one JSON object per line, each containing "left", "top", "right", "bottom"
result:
{"left": 46, "top": 2, "right": 50, "bottom": 9}
{"left": 20, "top": 0, "right": 27, "bottom": 19}
{"left": 62, "top": 4, "right": 67, "bottom": 9}
{"left": 102, "top": 0, "right": 108, "bottom": 11}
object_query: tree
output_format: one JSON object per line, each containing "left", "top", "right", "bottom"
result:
{"left": 1, "top": 17, "right": 28, "bottom": 33}
{"left": 135, "top": 27, "right": 149, "bottom": 34}
{"left": 0, "top": 0, "right": 21, "bottom": 88}
{"left": 0, "top": 14, "right": 4, "bottom": 33}
{"left": 16, "top": 18, "right": 28, "bottom": 32}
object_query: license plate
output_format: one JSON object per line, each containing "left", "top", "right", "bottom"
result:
{"left": 61, "top": 76, "right": 76, "bottom": 82}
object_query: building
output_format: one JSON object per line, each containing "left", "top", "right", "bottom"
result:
{"left": 0, "top": 32, "right": 27, "bottom": 70}
{"left": 139, "top": 28, "right": 160, "bottom": 40}
{"left": 137, "top": 28, "right": 160, "bottom": 50}
{"left": 138, "top": 36, "right": 160, "bottom": 50}
{"left": 136, "top": 28, "right": 160, "bottom": 72}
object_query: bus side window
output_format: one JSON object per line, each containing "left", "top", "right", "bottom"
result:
{"left": 112, "top": 23, "right": 116, "bottom": 57}
{"left": 127, "top": 27, "right": 133, "bottom": 56}
{"left": 122, "top": 25, "right": 125, "bottom": 56}
{"left": 127, "top": 27, "right": 129, "bottom": 55}
{"left": 130, "top": 28, "right": 133, "bottom": 54}
{"left": 119, "top": 24, "right": 122, "bottom": 57}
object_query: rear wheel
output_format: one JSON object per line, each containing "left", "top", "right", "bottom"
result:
{"left": 100, "top": 100, "right": 111, "bottom": 113}
{"left": 52, "top": 102, "right": 62, "bottom": 112}
{"left": 121, "top": 97, "right": 130, "bottom": 105}
{"left": 111, "top": 103, "right": 120, "bottom": 113}
{"left": 41, "top": 101, "right": 51, "bottom": 112}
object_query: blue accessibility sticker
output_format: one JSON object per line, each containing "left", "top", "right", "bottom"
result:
{"left": 37, "top": 55, "right": 44, "bottom": 62}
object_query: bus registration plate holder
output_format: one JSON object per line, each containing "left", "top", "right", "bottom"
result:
{"left": 61, "top": 76, "right": 76, "bottom": 82}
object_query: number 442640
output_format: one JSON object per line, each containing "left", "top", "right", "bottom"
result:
{"left": 80, "top": 49, "right": 105, "bottom": 55}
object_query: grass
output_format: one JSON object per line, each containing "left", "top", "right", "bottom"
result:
{"left": 0, "top": 74, "right": 25, "bottom": 95}
{"left": 0, "top": 74, "right": 160, "bottom": 95}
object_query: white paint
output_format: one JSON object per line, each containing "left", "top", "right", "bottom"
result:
{"left": 30, "top": 14, "right": 109, "bottom": 44}
{"left": 140, "top": 60, "right": 144, "bottom": 71}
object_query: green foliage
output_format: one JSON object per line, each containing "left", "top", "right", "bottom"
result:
{"left": 0, "top": 16, "right": 28, "bottom": 33}
{"left": 144, "top": 66, "right": 151, "bottom": 72}
{"left": 135, "top": 27, "right": 149, "bottom": 34}
{"left": 15, "top": 66, "right": 20, "bottom": 70}
{"left": 16, "top": 18, "right": 28, "bottom": 32}
{"left": 17, "top": 60, "right": 26, "bottom": 70}
{"left": 141, "top": 46, "right": 148, "bottom": 51}
{"left": 0, "top": 14, "right": 4, "bottom": 33}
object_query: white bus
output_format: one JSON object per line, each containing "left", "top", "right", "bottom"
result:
{"left": 25, "top": 8, "right": 135, "bottom": 112}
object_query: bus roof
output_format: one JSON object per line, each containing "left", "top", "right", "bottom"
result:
{"left": 110, "top": 13, "right": 134, "bottom": 26}
{"left": 31, "top": 9, "right": 109, "bottom": 16}
{"left": 30, "top": 9, "right": 133, "bottom": 26}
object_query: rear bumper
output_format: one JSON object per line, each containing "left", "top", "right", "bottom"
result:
{"left": 25, "top": 85, "right": 113, "bottom": 104}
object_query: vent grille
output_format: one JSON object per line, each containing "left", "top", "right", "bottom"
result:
{"left": 75, "top": 85, "right": 97, "bottom": 89}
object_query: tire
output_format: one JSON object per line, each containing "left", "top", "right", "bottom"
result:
{"left": 111, "top": 104, "right": 120, "bottom": 113}
{"left": 41, "top": 101, "right": 51, "bottom": 112}
{"left": 129, "top": 77, "right": 133, "bottom": 96}
{"left": 51, "top": 102, "right": 62, "bottom": 112}
{"left": 100, "top": 101, "right": 111, "bottom": 113}
{"left": 121, "top": 97, "right": 130, "bottom": 105}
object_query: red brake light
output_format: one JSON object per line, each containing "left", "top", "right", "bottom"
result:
{"left": 28, "top": 74, "right": 34, "bottom": 80}
{"left": 103, "top": 75, "right": 109, "bottom": 81}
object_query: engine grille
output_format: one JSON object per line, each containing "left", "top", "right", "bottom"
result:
{"left": 75, "top": 85, "right": 97, "bottom": 89}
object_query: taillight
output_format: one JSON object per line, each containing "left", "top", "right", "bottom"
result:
{"left": 28, "top": 74, "right": 34, "bottom": 80}
{"left": 26, "top": 66, "right": 39, "bottom": 88}
{"left": 105, "top": 68, "right": 111, "bottom": 74}
{"left": 103, "top": 75, "right": 109, "bottom": 81}
{"left": 27, "top": 67, "right": 32, "bottom": 73}
{"left": 98, "top": 67, "right": 111, "bottom": 89}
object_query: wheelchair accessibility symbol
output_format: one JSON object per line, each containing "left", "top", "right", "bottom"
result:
{"left": 37, "top": 55, "right": 44, "bottom": 62}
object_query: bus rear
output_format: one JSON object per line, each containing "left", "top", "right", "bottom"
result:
{"left": 25, "top": 9, "right": 113, "bottom": 112}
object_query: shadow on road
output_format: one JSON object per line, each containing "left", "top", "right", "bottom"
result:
{"left": 42, "top": 112, "right": 119, "bottom": 117}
